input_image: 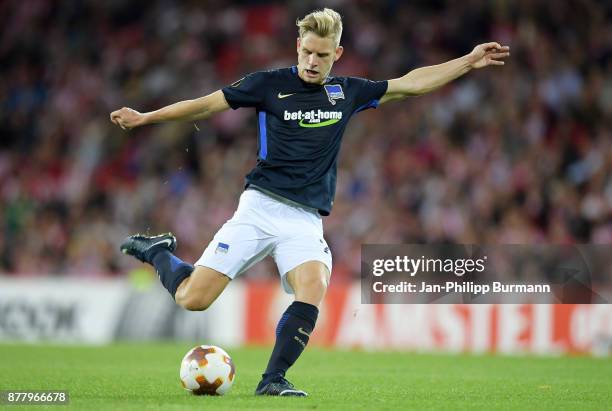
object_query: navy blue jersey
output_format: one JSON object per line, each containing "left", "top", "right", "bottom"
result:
{"left": 222, "top": 66, "right": 387, "bottom": 216}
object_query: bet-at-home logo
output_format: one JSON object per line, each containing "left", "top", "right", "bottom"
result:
{"left": 283, "top": 109, "right": 343, "bottom": 128}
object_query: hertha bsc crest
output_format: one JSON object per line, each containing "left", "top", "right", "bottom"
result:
{"left": 324, "top": 84, "right": 345, "bottom": 105}
{"left": 215, "top": 242, "right": 230, "bottom": 254}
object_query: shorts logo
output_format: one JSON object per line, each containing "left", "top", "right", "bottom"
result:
{"left": 324, "top": 84, "right": 344, "bottom": 105}
{"left": 215, "top": 242, "right": 230, "bottom": 254}
{"left": 320, "top": 239, "right": 329, "bottom": 254}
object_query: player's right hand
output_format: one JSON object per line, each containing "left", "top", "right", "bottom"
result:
{"left": 110, "top": 107, "right": 147, "bottom": 130}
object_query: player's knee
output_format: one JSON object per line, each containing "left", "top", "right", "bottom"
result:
{"left": 174, "top": 267, "right": 229, "bottom": 311}
{"left": 295, "top": 270, "right": 328, "bottom": 297}
{"left": 176, "top": 294, "right": 213, "bottom": 311}
{"left": 175, "top": 286, "right": 214, "bottom": 311}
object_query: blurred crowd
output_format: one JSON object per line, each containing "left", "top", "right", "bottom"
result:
{"left": 1, "top": 0, "right": 611, "bottom": 281}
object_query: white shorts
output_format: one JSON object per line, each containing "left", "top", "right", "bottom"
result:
{"left": 194, "top": 188, "right": 332, "bottom": 294}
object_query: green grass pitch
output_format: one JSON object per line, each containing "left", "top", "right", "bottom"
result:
{"left": 0, "top": 343, "right": 610, "bottom": 410}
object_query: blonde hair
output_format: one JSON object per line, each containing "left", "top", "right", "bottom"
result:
{"left": 296, "top": 8, "right": 343, "bottom": 46}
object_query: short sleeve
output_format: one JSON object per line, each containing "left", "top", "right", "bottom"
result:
{"left": 351, "top": 78, "right": 388, "bottom": 113}
{"left": 222, "top": 72, "right": 268, "bottom": 110}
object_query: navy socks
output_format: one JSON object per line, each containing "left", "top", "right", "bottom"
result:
{"left": 261, "top": 301, "right": 319, "bottom": 383}
{"left": 147, "top": 249, "right": 194, "bottom": 299}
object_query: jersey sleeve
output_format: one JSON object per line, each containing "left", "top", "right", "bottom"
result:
{"left": 222, "top": 71, "right": 268, "bottom": 110}
{"left": 351, "top": 78, "right": 388, "bottom": 113}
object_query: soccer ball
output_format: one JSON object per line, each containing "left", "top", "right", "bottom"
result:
{"left": 179, "top": 345, "right": 236, "bottom": 395}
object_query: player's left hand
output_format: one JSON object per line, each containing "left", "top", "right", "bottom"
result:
{"left": 110, "top": 107, "right": 147, "bottom": 130}
{"left": 467, "top": 42, "right": 510, "bottom": 69}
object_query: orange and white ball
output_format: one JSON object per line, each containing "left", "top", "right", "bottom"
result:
{"left": 179, "top": 345, "right": 235, "bottom": 395}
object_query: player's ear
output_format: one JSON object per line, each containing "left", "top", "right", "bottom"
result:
{"left": 334, "top": 46, "right": 344, "bottom": 62}
{"left": 297, "top": 37, "right": 301, "bottom": 53}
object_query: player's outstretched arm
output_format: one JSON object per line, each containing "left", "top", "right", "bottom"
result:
{"left": 110, "top": 90, "right": 230, "bottom": 130}
{"left": 379, "top": 42, "right": 510, "bottom": 105}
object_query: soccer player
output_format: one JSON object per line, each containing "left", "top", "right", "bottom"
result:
{"left": 110, "top": 8, "right": 509, "bottom": 396}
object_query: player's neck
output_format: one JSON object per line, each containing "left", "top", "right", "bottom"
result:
{"left": 296, "top": 69, "right": 330, "bottom": 86}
